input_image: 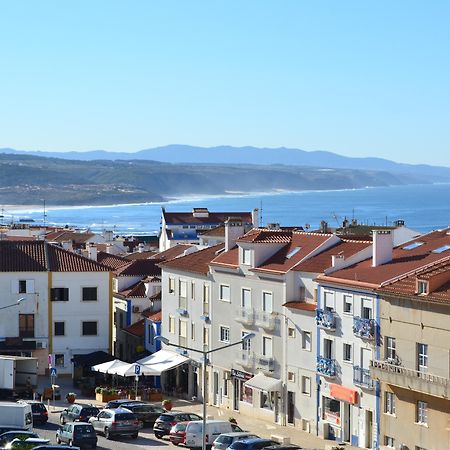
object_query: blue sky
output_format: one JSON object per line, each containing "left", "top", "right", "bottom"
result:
{"left": 1, "top": 1, "right": 449, "bottom": 166}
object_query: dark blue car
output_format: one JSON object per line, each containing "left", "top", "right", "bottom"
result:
{"left": 228, "top": 438, "right": 280, "bottom": 450}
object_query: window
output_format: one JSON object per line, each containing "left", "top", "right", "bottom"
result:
{"left": 323, "top": 338, "right": 333, "bottom": 359}
{"left": 343, "top": 295, "right": 353, "bottom": 314}
{"left": 362, "top": 305, "right": 372, "bottom": 319}
{"left": 203, "top": 284, "right": 210, "bottom": 303}
{"left": 168, "top": 315, "right": 175, "bottom": 334}
{"left": 417, "top": 343, "right": 428, "bottom": 373}
{"left": 12, "top": 279, "right": 34, "bottom": 294}
{"left": 288, "top": 327, "right": 296, "bottom": 338}
{"left": 301, "top": 376, "right": 311, "bottom": 395}
{"left": 302, "top": 331, "right": 311, "bottom": 351}
{"left": 324, "top": 292, "right": 335, "bottom": 310}
{"left": 242, "top": 248, "right": 251, "bottom": 265}
{"left": 82, "top": 287, "right": 97, "bottom": 301}
{"left": 260, "top": 391, "right": 275, "bottom": 410}
{"left": 240, "top": 380, "right": 252, "bottom": 403}
{"left": 385, "top": 337, "right": 396, "bottom": 362}
{"left": 298, "top": 286, "right": 306, "bottom": 300}
{"left": 287, "top": 371, "right": 295, "bottom": 382}
{"left": 203, "top": 326, "right": 209, "bottom": 351}
{"left": 242, "top": 331, "right": 251, "bottom": 351}
{"left": 384, "top": 436, "right": 394, "bottom": 448}
{"left": 191, "top": 281, "right": 195, "bottom": 300}
{"left": 19, "top": 280, "right": 27, "bottom": 294}
{"left": 241, "top": 288, "right": 251, "bottom": 309}
{"left": 219, "top": 284, "right": 230, "bottom": 302}
{"left": 55, "top": 354, "right": 65, "bottom": 367}
{"left": 179, "top": 320, "right": 187, "bottom": 338}
{"left": 385, "top": 391, "right": 395, "bottom": 414}
{"left": 220, "top": 326, "right": 230, "bottom": 343}
{"left": 417, "top": 280, "right": 428, "bottom": 294}
{"left": 403, "top": 241, "right": 424, "bottom": 250}
{"left": 262, "top": 292, "right": 273, "bottom": 313}
{"left": 262, "top": 336, "right": 272, "bottom": 357}
{"left": 82, "top": 321, "right": 97, "bottom": 336}
{"left": 416, "top": 401, "right": 427, "bottom": 424}
{"left": 54, "top": 321, "right": 65, "bottom": 336}
{"left": 179, "top": 280, "right": 187, "bottom": 299}
{"left": 168, "top": 277, "right": 175, "bottom": 294}
{"left": 19, "top": 314, "right": 34, "bottom": 338}
{"left": 191, "top": 321, "right": 195, "bottom": 340}
{"left": 223, "top": 371, "right": 230, "bottom": 397}
{"left": 343, "top": 343, "right": 352, "bottom": 362}
{"left": 51, "top": 287, "right": 69, "bottom": 301}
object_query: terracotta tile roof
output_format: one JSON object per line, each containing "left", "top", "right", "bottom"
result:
{"left": 318, "top": 228, "right": 450, "bottom": 288}
{"left": 198, "top": 225, "right": 225, "bottom": 237}
{"left": 3, "top": 235, "right": 37, "bottom": 241}
{"left": 211, "top": 246, "right": 240, "bottom": 268}
{"left": 163, "top": 210, "right": 253, "bottom": 226}
{"left": 118, "top": 281, "right": 146, "bottom": 298}
{"left": 125, "top": 251, "right": 159, "bottom": 260}
{"left": 283, "top": 301, "right": 316, "bottom": 311}
{"left": 115, "top": 259, "right": 161, "bottom": 277}
{"left": 151, "top": 244, "right": 194, "bottom": 261}
{"left": 0, "top": 241, "right": 110, "bottom": 272}
{"left": 143, "top": 310, "right": 162, "bottom": 321}
{"left": 149, "top": 291, "right": 161, "bottom": 300}
{"left": 45, "top": 230, "right": 95, "bottom": 244}
{"left": 294, "top": 240, "right": 371, "bottom": 273}
{"left": 97, "top": 252, "right": 130, "bottom": 270}
{"left": 123, "top": 319, "right": 145, "bottom": 337}
{"left": 378, "top": 259, "right": 450, "bottom": 304}
{"left": 238, "top": 229, "right": 293, "bottom": 244}
{"left": 160, "top": 244, "right": 224, "bottom": 275}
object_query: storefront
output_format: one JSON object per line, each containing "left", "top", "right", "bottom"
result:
{"left": 231, "top": 368, "right": 253, "bottom": 411}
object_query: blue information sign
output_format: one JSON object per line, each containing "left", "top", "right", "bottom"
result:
{"left": 134, "top": 365, "right": 141, "bottom": 375}
{"left": 50, "top": 367, "right": 57, "bottom": 377}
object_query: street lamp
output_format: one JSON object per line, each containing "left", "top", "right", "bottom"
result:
{"left": 156, "top": 332, "right": 255, "bottom": 450}
{"left": 0, "top": 297, "right": 26, "bottom": 311}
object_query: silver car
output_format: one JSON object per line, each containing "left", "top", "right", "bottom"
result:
{"left": 212, "top": 432, "right": 259, "bottom": 450}
{"left": 88, "top": 408, "right": 140, "bottom": 440}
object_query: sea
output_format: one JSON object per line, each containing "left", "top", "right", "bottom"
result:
{"left": 4, "top": 183, "right": 450, "bottom": 236}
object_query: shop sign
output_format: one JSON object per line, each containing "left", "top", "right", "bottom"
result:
{"left": 325, "top": 411, "right": 341, "bottom": 425}
{"left": 231, "top": 369, "right": 253, "bottom": 381}
{"left": 330, "top": 383, "right": 358, "bottom": 405}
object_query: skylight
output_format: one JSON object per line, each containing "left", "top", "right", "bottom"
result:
{"left": 403, "top": 242, "right": 424, "bottom": 250}
{"left": 432, "top": 244, "right": 450, "bottom": 254}
{"left": 286, "top": 247, "right": 301, "bottom": 259}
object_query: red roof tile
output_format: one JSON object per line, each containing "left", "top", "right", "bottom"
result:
{"left": 143, "top": 310, "right": 162, "bottom": 321}
{"left": 97, "top": 252, "right": 130, "bottom": 270}
{"left": 118, "top": 281, "right": 147, "bottom": 298}
{"left": 238, "top": 229, "right": 293, "bottom": 244}
{"left": 318, "top": 228, "right": 450, "bottom": 288}
{"left": 123, "top": 319, "right": 145, "bottom": 337}
{"left": 151, "top": 244, "right": 194, "bottom": 261}
{"left": 160, "top": 244, "right": 224, "bottom": 275}
{"left": 125, "top": 251, "right": 158, "bottom": 260}
{"left": 163, "top": 210, "right": 252, "bottom": 226}
{"left": 115, "top": 259, "right": 161, "bottom": 277}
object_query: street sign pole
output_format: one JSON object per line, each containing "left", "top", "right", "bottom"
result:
{"left": 134, "top": 365, "right": 141, "bottom": 399}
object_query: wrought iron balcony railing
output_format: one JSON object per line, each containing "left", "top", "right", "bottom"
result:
{"left": 254, "top": 311, "right": 276, "bottom": 331}
{"left": 353, "top": 317, "right": 376, "bottom": 339}
{"left": 353, "top": 366, "right": 374, "bottom": 389}
{"left": 316, "top": 309, "right": 336, "bottom": 330}
{"left": 235, "top": 308, "right": 255, "bottom": 326}
{"left": 317, "top": 356, "right": 336, "bottom": 377}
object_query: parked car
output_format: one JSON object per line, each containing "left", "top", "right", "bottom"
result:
{"left": 0, "top": 431, "right": 39, "bottom": 447}
{"left": 228, "top": 438, "right": 280, "bottom": 450}
{"left": 153, "top": 412, "right": 202, "bottom": 439}
{"left": 88, "top": 408, "right": 140, "bottom": 440}
{"left": 169, "top": 421, "right": 189, "bottom": 446}
{"left": 19, "top": 401, "right": 48, "bottom": 426}
{"left": 121, "top": 403, "right": 165, "bottom": 427}
{"left": 185, "top": 420, "right": 243, "bottom": 448}
{"left": 104, "top": 399, "right": 143, "bottom": 409}
{"left": 33, "top": 446, "right": 80, "bottom": 450}
{"left": 5, "top": 437, "right": 50, "bottom": 450}
{"left": 60, "top": 404, "right": 100, "bottom": 425}
{"left": 212, "top": 432, "right": 260, "bottom": 450}
{"left": 56, "top": 422, "right": 97, "bottom": 449}
{"left": 263, "top": 445, "right": 302, "bottom": 450}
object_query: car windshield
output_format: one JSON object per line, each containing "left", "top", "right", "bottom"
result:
{"left": 115, "top": 413, "right": 136, "bottom": 421}
{"left": 80, "top": 408, "right": 98, "bottom": 416}
{"left": 175, "top": 423, "right": 187, "bottom": 431}
{"left": 159, "top": 414, "right": 176, "bottom": 422}
{"left": 188, "top": 423, "right": 202, "bottom": 433}
{"left": 74, "top": 426, "right": 94, "bottom": 435}
{"left": 216, "top": 436, "right": 232, "bottom": 445}
{"left": 230, "top": 442, "right": 247, "bottom": 450}
{"left": 31, "top": 404, "right": 46, "bottom": 412}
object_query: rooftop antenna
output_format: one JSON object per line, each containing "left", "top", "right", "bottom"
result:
{"left": 259, "top": 200, "right": 263, "bottom": 227}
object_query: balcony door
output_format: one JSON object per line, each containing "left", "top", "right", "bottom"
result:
{"left": 19, "top": 314, "right": 35, "bottom": 338}
{"left": 242, "top": 289, "right": 251, "bottom": 309}
{"left": 323, "top": 338, "right": 333, "bottom": 359}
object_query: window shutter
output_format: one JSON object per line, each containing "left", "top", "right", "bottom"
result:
{"left": 11, "top": 280, "right": 19, "bottom": 294}
{"left": 26, "top": 280, "right": 35, "bottom": 294}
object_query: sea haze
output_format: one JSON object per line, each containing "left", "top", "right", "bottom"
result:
{"left": 6, "top": 184, "right": 450, "bottom": 236}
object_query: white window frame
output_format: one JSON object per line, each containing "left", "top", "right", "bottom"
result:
{"left": 416, "top": 400, "right": 427, "bottom": 424}
{"left": 385, "top": 391, "right": 395, "bottom": 415}
{"left": 343, "top": 342, "right": 352, "bottom": 363}
{"left": 384, "top": 436, "right": 394, "bottom": 448}
{"left": 287, "top": 371, "right": 296, "bottom": 383}
{"left": 168, "top": 315, "right": 175, "bottom": 334}
{"left": 191, "top": 321, "right": 195, "bottom": 341}
{"left": 385, "top": 337, "right": 396, "bottom": 361}
{"left": 287, "top": 326, "right": 296, "bottom": 338}
{"left": 179, "top": 280, "right": 187, "bottom": 299}
{"left": 343, "top": 294, "right": 353, "bottom": 314}
{"left": 301, "top": 376, "right": 311, "bottom": 395}
{"left": 219, "top": 284, "right": 230, "bottom": 302}
{"left": 242, "top": 248, "right": 251, "bottom": 265}
{"left": 417, "top": 343, "right": 428, "bottom": 373}
{"left": 241, "top": 288, "right": 251, "bottom": 309}
{"left": 220, "top": 326, "right": 230, "bottom": 343}
{"left": 302, "top": 331, "right": 311, "bottom": 351}
{"left": 168, "top": 277, "right": 175, "bottom": 294}
{"left": 179, "top": 319, "right": 187, "bottom": 338}
{"left": 262, "top": 291, "right": 273, "bottom": 313}
{"left": 262, "top": 336, "right": 273, "bottom": 358}
{"left": 242, "top": 330, "right": 251, "bottom": 351}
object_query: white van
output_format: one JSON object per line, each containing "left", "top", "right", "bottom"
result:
{"left": 185, "top": 420, "right": 237, "bottom": 448}
{"left": 0, "top": 402, "right": 33, "bottom": 432}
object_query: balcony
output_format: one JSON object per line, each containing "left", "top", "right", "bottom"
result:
{"left": 353, "top": 317, "right": 376, "bottom": 340}
{"left": 316, "top": 309, "right": 336, "bottom": 330}
{"left": 254, "top": 311, "right": 276, "bottom": 331}
{"left": 353, "top": 366, "right": 374, "bottom": 389}
{"left": 236, "top": 350, "right": 255, "bottom": 368}
{"left": 235, "top": 308, "right": 255, "bottom": 326}
{"left": 317, "top": 356, "right": 336, "bottom": 378}
{"left": 370, "top": 360, "right": 450, "bottom": 399}
{"left": 255, "top": 354, "right": 275, "bottom": 373}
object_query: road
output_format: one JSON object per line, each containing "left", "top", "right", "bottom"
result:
{"left": 34, "top": 409, "right": 173, "bottom": 450}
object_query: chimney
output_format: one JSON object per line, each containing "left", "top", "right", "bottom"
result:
{"left": 225, "top": 217, "right": 244, "bottom": 252}
{"left": 138, "top": 242, "right": 145, "bottom": 253}
{"left": 87, "top": 243, "right": 97, "bottom": 261}
{"left": 372, "top": 230, "right": 393, "bottom": 267}
{"left": 105, "top": 243, "right": 112, "bottom": 254}
{"left": 331, "top": 254, "right": 346, "bottom": 270}
{"left": 320, "top": 220, "right": 328, "bottom": 233}
{"left": 267, "top": 223, "right": 280, "bottom": 230}
{"left": 61, "top": 240, "right": 73, "bottom": 251}
{"left": 252, "top": 208, "right": 259, "bottom": 228}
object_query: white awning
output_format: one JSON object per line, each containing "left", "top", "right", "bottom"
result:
{"left": 91, "top": 359, "right": 129, "bottom": 374}
{"left": 243, "top": 372, "right": 282, "bottom": 391}
{"left": 136, "top": 349, "right": 190, "bottom": 375}
{"left": 111, "top": 362, "right": 160, "bottom": 377}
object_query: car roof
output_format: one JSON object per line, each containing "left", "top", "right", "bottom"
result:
{"left": 235, "top": 438, "right": 274, "bottom": 444}
{"left": 218, "top": 432, "right": 255, "bottom": 437}
{"left": 188, "top": 420, "right": 228, "bottom": 424}
{"left": 104, "top": 407, "right": 135, "bottom": 413}
{"left": 70, "top": 422, "right": 92, "bottom": 426}
{"left": 33, "top": 446, "right": 80, "bottom": 450}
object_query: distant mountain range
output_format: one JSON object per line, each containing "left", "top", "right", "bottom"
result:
{"left": 0, "top": 147, "right": 448, "bottom": 206}
{"left": 1, "top": 145, "right": 450, "bottom": 178}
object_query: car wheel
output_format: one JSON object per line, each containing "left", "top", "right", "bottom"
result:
{"left": 69, "top": 440, "right": 73, "bottom": 447}
{"left": 60, "top": 416, "right": 65, "bottom": 425}
{"left": 154, "top": 433, "right": 162, "bottom": 439}
{"left": 56, "top": 436, "right": 61, "bottom": 444}
{"left": 104, "top": 427, "right": 111, "bottom": 440}
{"left": 132, "top": 433, "right": 138, "bottom": 439}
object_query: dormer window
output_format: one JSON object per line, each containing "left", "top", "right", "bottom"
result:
{"left": 417, "top": 280, "right": 428, "bottom": 295}
{"left": 242, "top": 248, "right": 251, "bottom": 265}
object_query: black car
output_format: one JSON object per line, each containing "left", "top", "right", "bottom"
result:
{"left": 121, "top": 403, "right": 165, "bottom": 427}
{"left": 20, "top": 401, "right": 48, "bottom": 425}
{"left": 153, "top": 412, "right": 202, "bottom": 439}
{"left": 60, "top": 404, "right": 100, "bottom": 425}
{"left": 0, "top": 431, "right": 39, "bottom": 447}
{"left": 104, "top": 399, "right": 143, "bottom": 409}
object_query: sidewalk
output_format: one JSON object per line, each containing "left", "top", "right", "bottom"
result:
{"left": 37, "top": 376, "right": 355, "bottom": 450}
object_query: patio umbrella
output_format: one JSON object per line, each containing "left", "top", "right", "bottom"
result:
{"left": 91, "top": 359, "right": 129, "bottom": 374}
{"left": 111, "top": 362, "right": 160, "bottom": 399}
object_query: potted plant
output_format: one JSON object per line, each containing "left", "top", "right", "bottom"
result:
{"left": 162, "top": 399, "right": 173, "bottom": 411}
{"left": 66, "top": 392, "right": 76, "bottom": 404}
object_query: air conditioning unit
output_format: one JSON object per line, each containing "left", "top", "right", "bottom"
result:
{"left": 132, "top": 305, "right": 141, "bottom": 313}
{"left": 36, "top": 340, "right": 47, "bottom": 349}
